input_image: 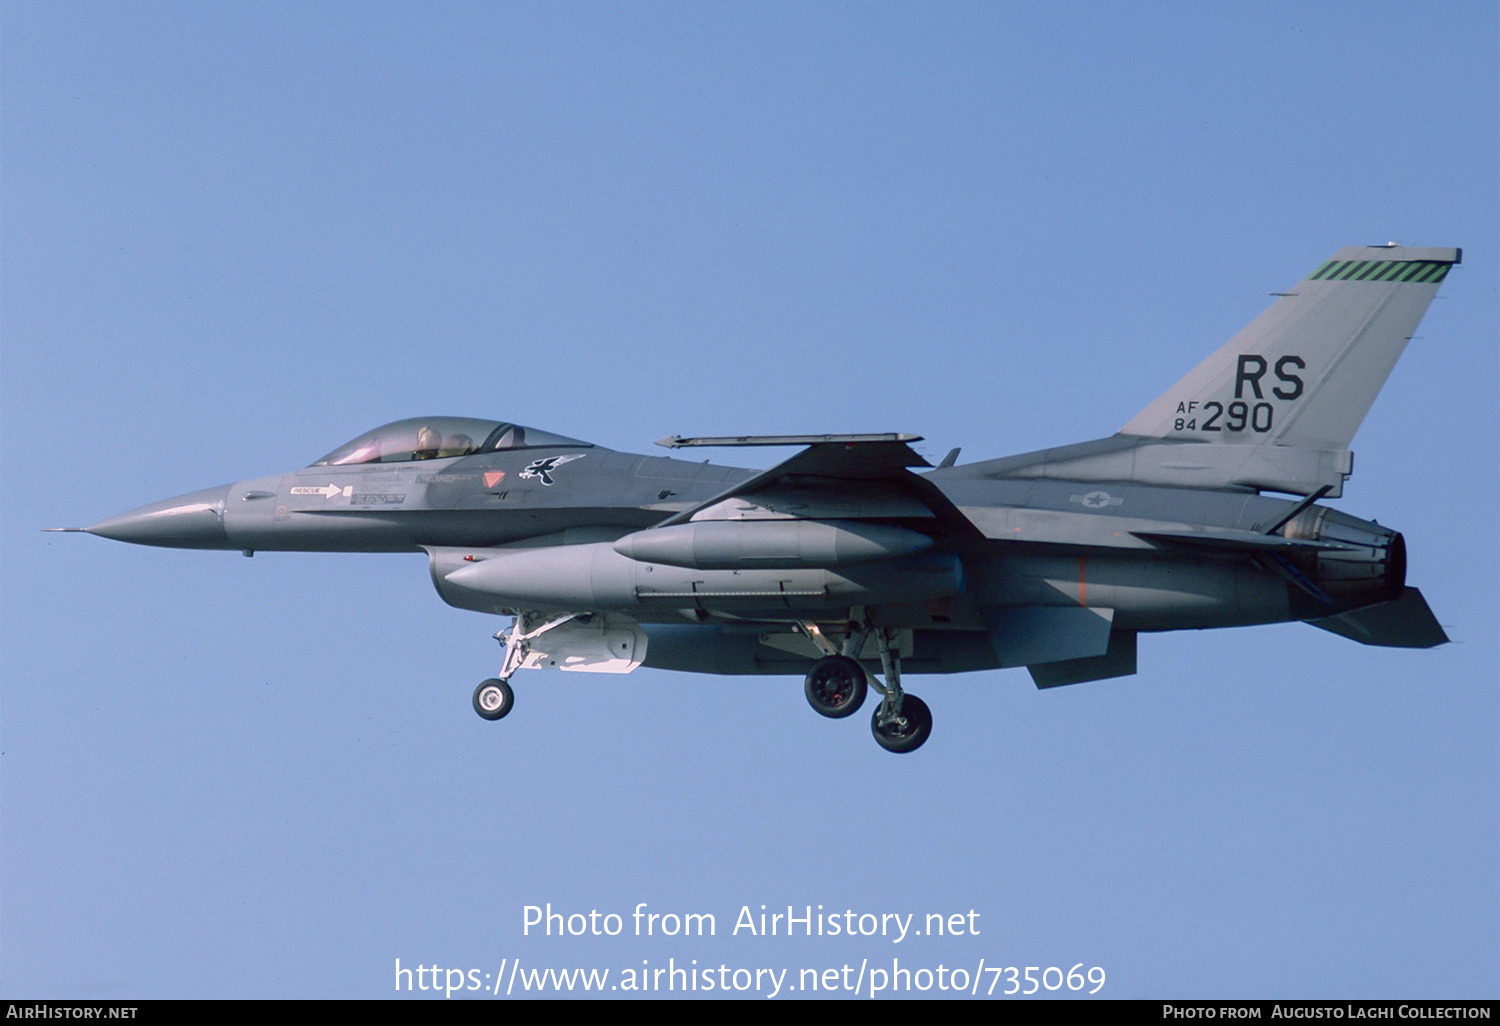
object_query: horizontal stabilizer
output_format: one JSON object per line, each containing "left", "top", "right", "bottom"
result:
{"left": 1306, "top": 587, "right": 1449, "bottom": 648}
{"left": 984, "top": 605, "right": 1114, "bottom": 668}
{"left": 1029, "top": 630, "right": 1138, "bottom": 688}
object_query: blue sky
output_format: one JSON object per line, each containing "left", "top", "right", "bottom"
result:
{"left": 3, "top": 2, "right": 1496, "bottom": 999}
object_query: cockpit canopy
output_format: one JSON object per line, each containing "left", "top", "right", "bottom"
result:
{"left": 311, "top": 417, "right": 590, "bottom": 466}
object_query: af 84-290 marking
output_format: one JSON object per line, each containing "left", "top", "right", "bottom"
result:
{"left": 1174, "top": 398, "right": 1276, "bottom": 433}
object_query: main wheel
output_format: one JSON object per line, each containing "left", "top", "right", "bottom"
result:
{"left": 473, "top": 678, "right": 514, "bottom": 721}
{"left": 804, "top": 655, "right": 869, "bottom": 718}
{"left": 871, "top": 694, "right": 932, "bottom": 753}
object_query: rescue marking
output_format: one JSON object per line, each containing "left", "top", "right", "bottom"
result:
{"left": 289, "top": 484, "right": 352, "bottom": 498}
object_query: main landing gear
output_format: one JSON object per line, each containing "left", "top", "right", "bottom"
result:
{"left": 800, "top": 622, "right": 932, "bottom": 754}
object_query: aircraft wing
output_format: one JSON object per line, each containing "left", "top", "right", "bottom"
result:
{"left": 654, "top": 435, "right": 982, "bottom": 540}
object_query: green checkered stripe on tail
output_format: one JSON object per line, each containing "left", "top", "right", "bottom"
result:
{"left": 1307, "top": 259, "right": 1454, "bottom": 283}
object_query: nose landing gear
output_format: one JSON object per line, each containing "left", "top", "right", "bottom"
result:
{"left": 471, "top": 611, "right": 583, "bottom": 723}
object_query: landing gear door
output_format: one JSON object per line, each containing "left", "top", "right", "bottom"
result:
{"left": 519, "top": 616, "right": 648, "bottom": 674}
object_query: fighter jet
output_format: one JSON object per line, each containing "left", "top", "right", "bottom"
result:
{"left": 55, "top": 245, "right": 1459, "bottom": 753}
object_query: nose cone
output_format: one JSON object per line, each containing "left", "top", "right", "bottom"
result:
{"left": 87, "top": 484, "right": 234, "bottom": 549}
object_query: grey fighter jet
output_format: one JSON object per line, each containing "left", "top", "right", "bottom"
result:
{"left": 57, "top": 245, "right": 1459, "bottom": 753}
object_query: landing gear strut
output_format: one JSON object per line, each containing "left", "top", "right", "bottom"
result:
{"left": 867, "top": 625, "right": 932, "bottom": 754}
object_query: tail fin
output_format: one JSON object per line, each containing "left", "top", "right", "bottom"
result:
{"left": 1121, "top": 246, "right": 1460, "bottom": 450}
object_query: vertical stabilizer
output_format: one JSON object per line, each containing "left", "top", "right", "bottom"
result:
{"left": 1121, "top": 246, "right": 1460, "bottom": 450}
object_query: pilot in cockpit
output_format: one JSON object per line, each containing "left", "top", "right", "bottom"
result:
{"left": 310, "top": 418, "right": 588, "bottom": 468}
{"left": 412, "top": 425, "right": 443, "bottom": 460}
{"left": 440, "top": 433, "right": 475, "bottom": 458}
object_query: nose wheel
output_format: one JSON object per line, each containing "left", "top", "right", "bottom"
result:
{"left": 473, "top": 678, "right": 514, "bottom": 720}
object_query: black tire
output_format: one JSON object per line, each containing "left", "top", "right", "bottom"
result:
{"left": 871, "top": 694, "right": 932, "bottom": 753}
{"left": 804, "top": 655, "right": 869, "bottom": 718}
{"left": 473, "top": 678, "right": 514, "bottom": 721}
